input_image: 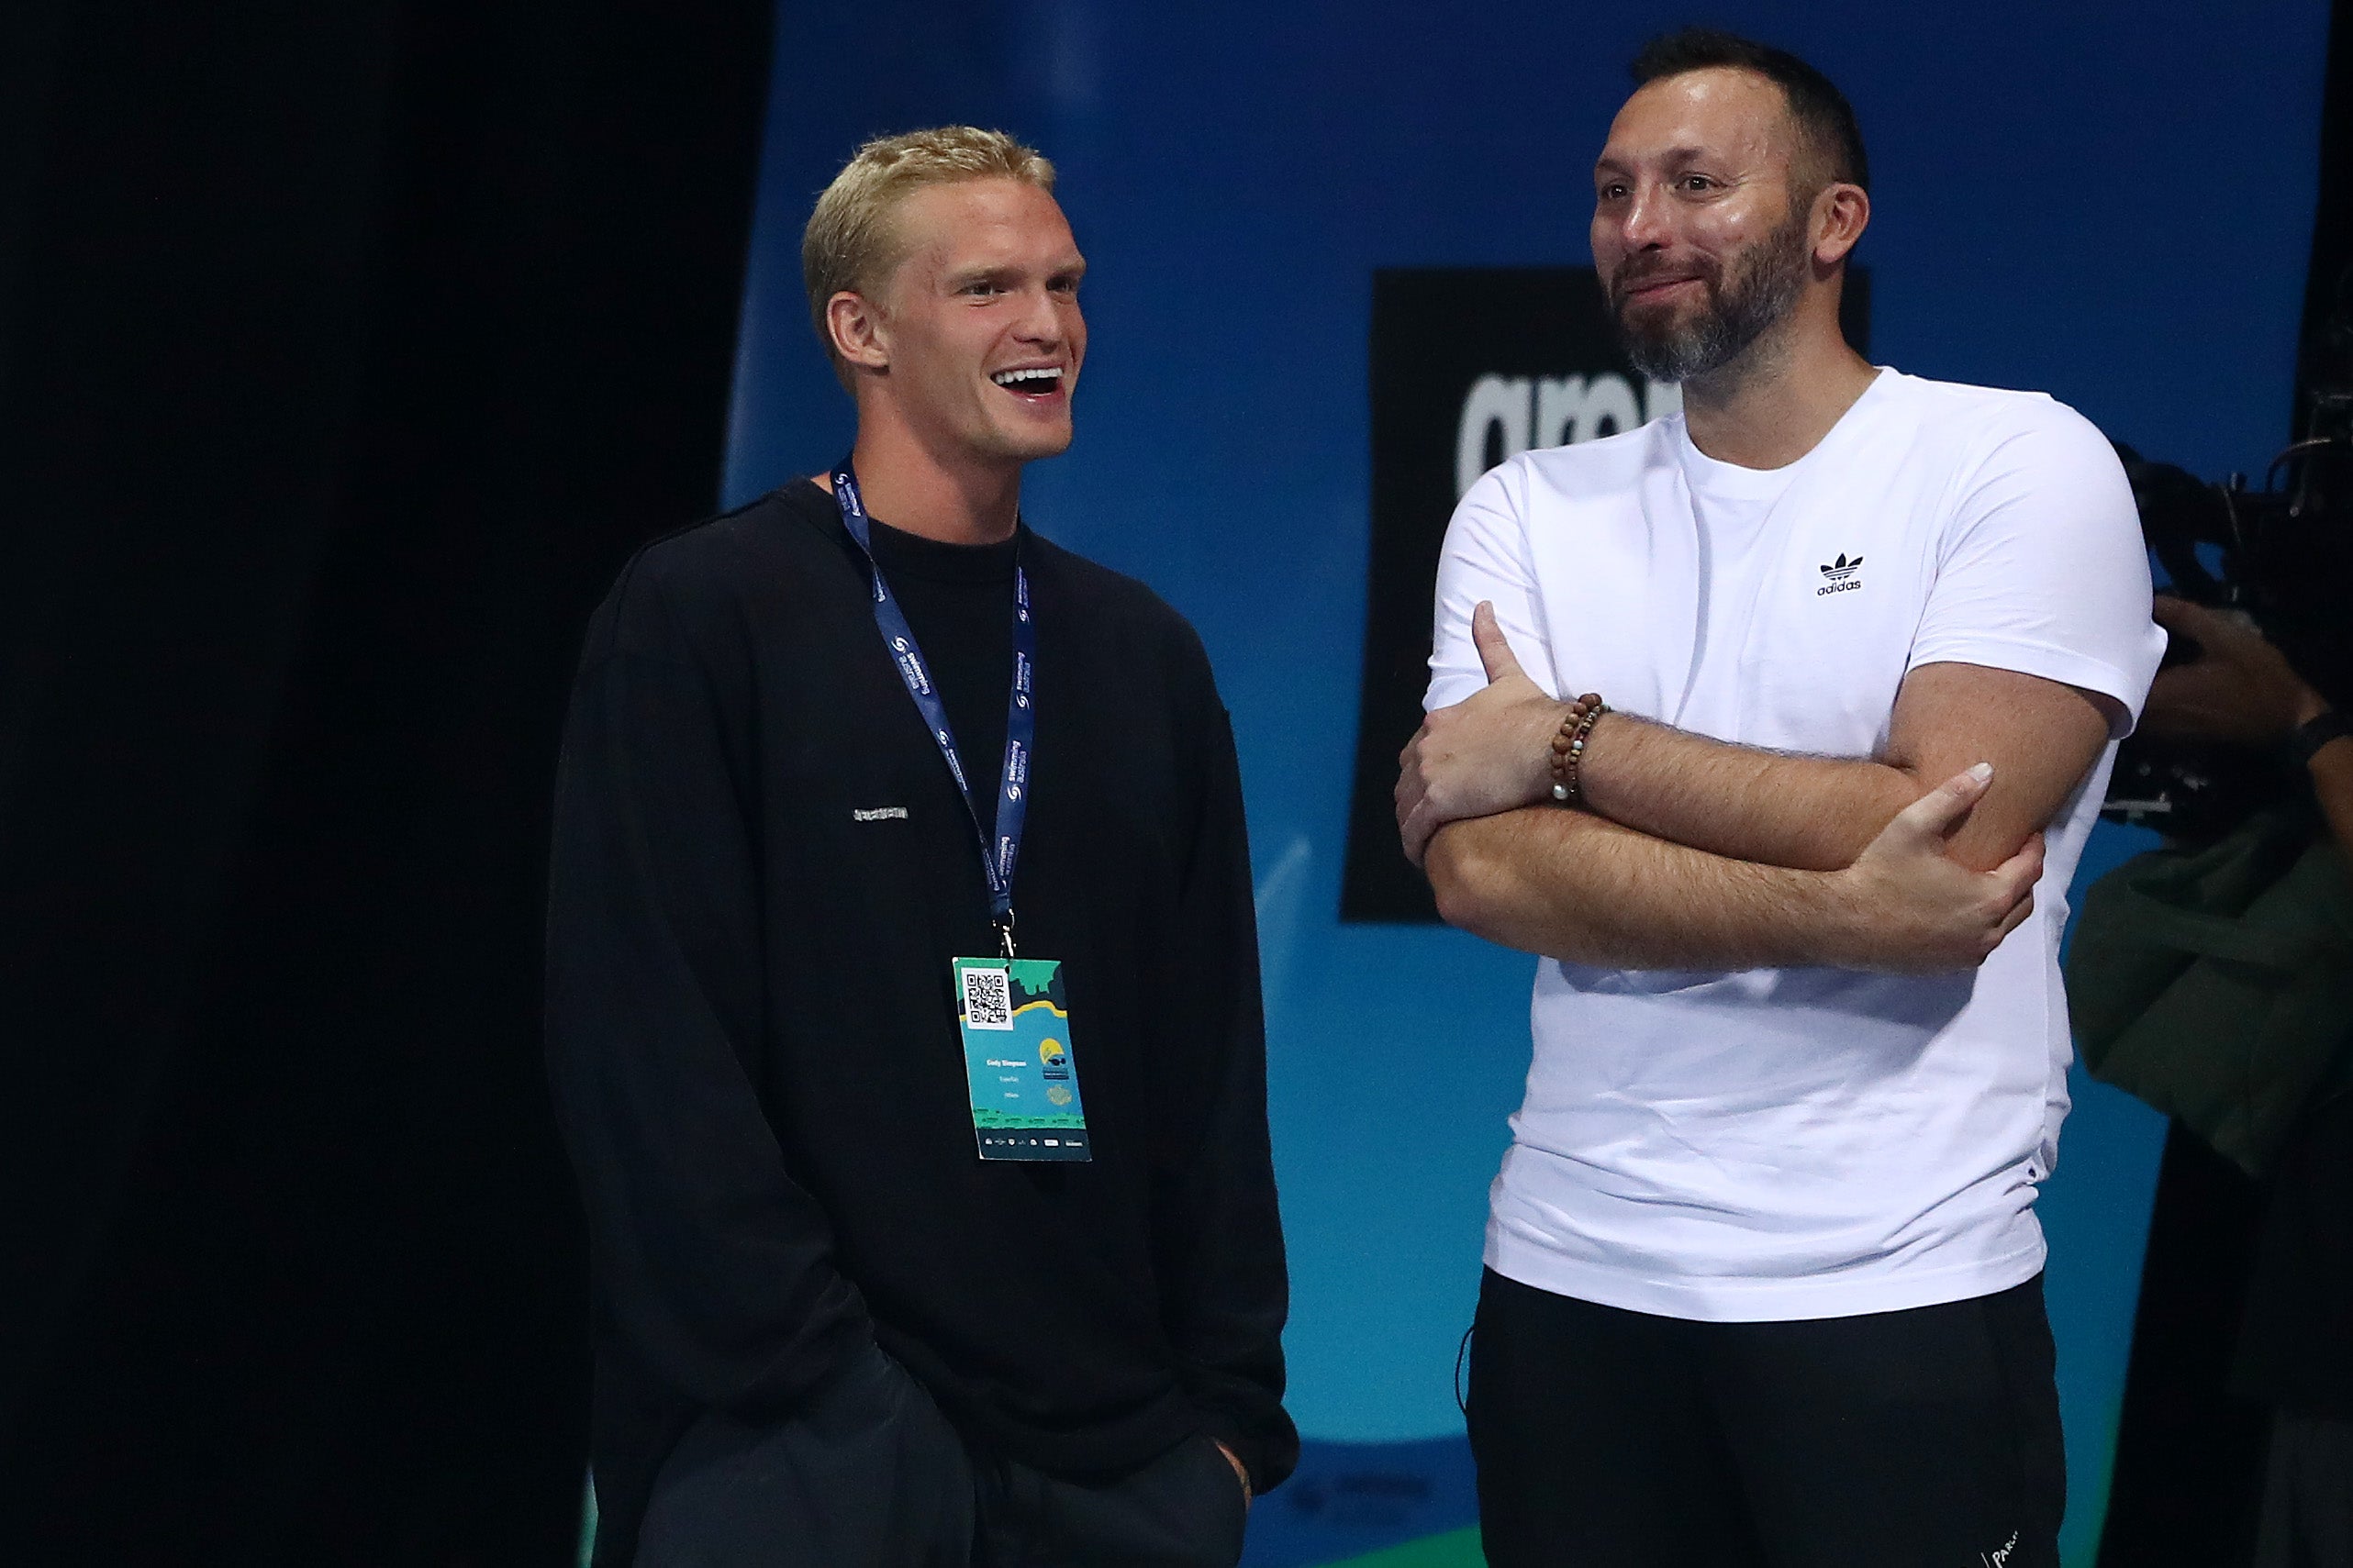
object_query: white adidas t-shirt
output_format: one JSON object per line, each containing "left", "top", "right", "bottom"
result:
{"left": 1425, "top": 368, "right": 2166, "bottom": 1321}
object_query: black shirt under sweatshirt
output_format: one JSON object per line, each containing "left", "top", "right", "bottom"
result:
{"left": 546, "top": 479, "right": 1295, "bottom": 1563}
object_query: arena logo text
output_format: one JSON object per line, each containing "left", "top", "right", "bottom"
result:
{"left": 1455, "top": 373, "right": 1683, "bottom": 496}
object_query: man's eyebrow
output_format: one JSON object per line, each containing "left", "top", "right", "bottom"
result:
{"left": 1597, "top": 143, "right": 1715, "bottom": 177}
{"left": 938, "top": 256, "right": 1087, "bottom": 290}
{"left": 943, "top": 263, "right": 1014, "bottom": 288}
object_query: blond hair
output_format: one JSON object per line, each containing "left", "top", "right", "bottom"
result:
{"left": 802, "top": 127, "right": 1057, "bottom": 383}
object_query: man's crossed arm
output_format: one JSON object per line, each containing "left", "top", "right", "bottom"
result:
{"left": 1395, "top": 603, "right": 2118, "bottom": 973}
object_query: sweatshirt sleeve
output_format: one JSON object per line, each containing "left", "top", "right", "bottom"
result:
{"left": 545, "top": 557, "right": 869, "bottom": 1418}
{"left": 1154, "top": 662, "right": 1300, "bottom": 1493}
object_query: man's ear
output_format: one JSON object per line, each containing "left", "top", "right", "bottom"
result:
{"left": 827, "top": 290, "right": 891, "bottom": 375}
{"left": 1812, "top": 183, "right": 1868, "bottom": 269}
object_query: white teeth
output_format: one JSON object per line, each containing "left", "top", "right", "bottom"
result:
{"left": 991, "top": 368, "right": 1062, "bottom": 389}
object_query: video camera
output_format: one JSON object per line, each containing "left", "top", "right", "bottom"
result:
{"left": 2103, "top": 268, "right": 2353, "bottom": 838}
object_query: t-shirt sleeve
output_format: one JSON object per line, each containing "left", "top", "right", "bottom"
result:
{"left": 1425, "top": 461, "right": 1562, "bottom": 713}
{"left": 1907, "top": 400, "right": 2168, "bottom": 736}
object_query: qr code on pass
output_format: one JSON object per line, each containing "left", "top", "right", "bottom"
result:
{"left": 962, "top": 966, "right": 1013, "bottom": 1029}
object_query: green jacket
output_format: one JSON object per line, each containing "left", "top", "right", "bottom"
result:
{"left": 2067, "top": 805, "right": 2353, "bottom": 1176}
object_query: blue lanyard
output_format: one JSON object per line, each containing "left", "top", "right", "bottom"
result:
{"left": 832, "top": 462, "right": 1035, "bottom": 956}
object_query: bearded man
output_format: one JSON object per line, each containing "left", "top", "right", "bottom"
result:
{"left": 1393, "top": 30, "right": 2163, "bottom": 1568}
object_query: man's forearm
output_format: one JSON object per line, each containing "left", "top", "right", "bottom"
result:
{"left": 1570, "top": 664, "right": 2116, "bottom": 875}
{"left": 1578, "top": 712, "right": 1913, "bottom": 873}
{"left": 1425, "top": 806, "right": 1862, "bottom": 969}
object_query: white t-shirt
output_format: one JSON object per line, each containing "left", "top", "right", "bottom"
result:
{"left": 1424, "top": 368, "right": 2166, "bottom": 1321}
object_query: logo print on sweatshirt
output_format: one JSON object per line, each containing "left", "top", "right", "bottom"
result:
{"left": 1816, "top": 551, "right": 1864, "bottom": 596}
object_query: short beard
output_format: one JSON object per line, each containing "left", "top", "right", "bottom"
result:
{"left": 1609, "top": 204, "right": 1814, "bottom": 385}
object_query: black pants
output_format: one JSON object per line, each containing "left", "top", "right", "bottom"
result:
{"left": 633, "top": 1346, "right": 1249, "bottom": 1568}
{"left": 1466, "top": 1268, "right": 2065, "bottom": 1568}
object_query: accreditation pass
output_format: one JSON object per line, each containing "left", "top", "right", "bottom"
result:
{"left": 953, "top": 956, "right": 1091, "bottom": 1162}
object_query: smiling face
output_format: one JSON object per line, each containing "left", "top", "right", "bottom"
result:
{"left": 852, "top": 176, "right": 1087, "bottom": 468}
{"left": 1592, "top": 67, "right": 1825, "bottom": 384}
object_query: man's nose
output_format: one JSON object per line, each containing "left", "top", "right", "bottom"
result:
{"left": 1618, "top": 182, "right": 1673, "bottom": 250}
{"left": 1011, "top": 285, "right": 1064, "bottom": 344}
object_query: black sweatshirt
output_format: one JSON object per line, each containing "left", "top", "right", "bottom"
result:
{"left": 546, "top": 479, "right": 1295, "bottom": 1563}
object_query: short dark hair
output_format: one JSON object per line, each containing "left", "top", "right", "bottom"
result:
{"left": 1630, "top": 28, "right": 1868, "bottom": 193}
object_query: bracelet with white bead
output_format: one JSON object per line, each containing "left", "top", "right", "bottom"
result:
{"left": 1548, "top": 695, "right": 1608, "bottom": 805}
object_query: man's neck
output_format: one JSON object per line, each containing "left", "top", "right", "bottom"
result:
{"left": 819, "top": 417, "right": 1022, "bottom": 546}
{"left": 1678, "top": 298, "right": 1879, "bottom": 472}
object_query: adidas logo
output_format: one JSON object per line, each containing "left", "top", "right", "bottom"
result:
{"left": 1817, "top": 551, "right": 1863, "bottom": 596}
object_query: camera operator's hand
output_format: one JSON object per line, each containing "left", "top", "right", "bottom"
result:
{"left": 2141, "top": 595, "right": 2329, "bottom": 745}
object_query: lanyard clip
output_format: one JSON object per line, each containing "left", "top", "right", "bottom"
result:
{"left": 994, "top": 912, "right": 1018, "bottom": 961}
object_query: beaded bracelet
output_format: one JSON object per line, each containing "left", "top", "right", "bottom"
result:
{"left": 1549, "top": 694, "right": 1608, "bottom": 805}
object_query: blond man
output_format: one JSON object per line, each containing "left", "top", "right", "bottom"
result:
{"left": 547, "top": 128, "right": 1291, "bottom": 1567}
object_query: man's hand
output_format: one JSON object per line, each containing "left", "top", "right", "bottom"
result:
{"left": 2142, "top": 595, "right": 2329, "bottom": 745}
{"left": 1826, "top": 763, "right": 2044, "bottom": 973}
{"left": 1397, "top": 602, "right": 1571, "bottom": 866}
{"left": 1215, "top": 1441, "right": 1252, "bottom": 1510}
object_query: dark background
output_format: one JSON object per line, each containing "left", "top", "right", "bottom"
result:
{"left": 0, "top": 2, "right": 769, "bottom": 1562}
{"left": 0, "top": 1, "right": 2344, "bottom": 1564}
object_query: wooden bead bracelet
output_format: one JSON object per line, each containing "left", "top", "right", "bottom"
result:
{"left": 1549, "top": 694, "right": 1608, "bottom": 805}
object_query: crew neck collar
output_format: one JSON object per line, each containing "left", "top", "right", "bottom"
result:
{"left": 1674, "top": 366, "right": 1895, "bottom": 498}
{"left": 794, "top": 476, "right": 1021, "bottom": 585}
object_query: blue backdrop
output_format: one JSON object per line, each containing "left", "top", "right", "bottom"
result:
{"left": 722, "top": 6, "right": 2327, "bottom": 1562}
